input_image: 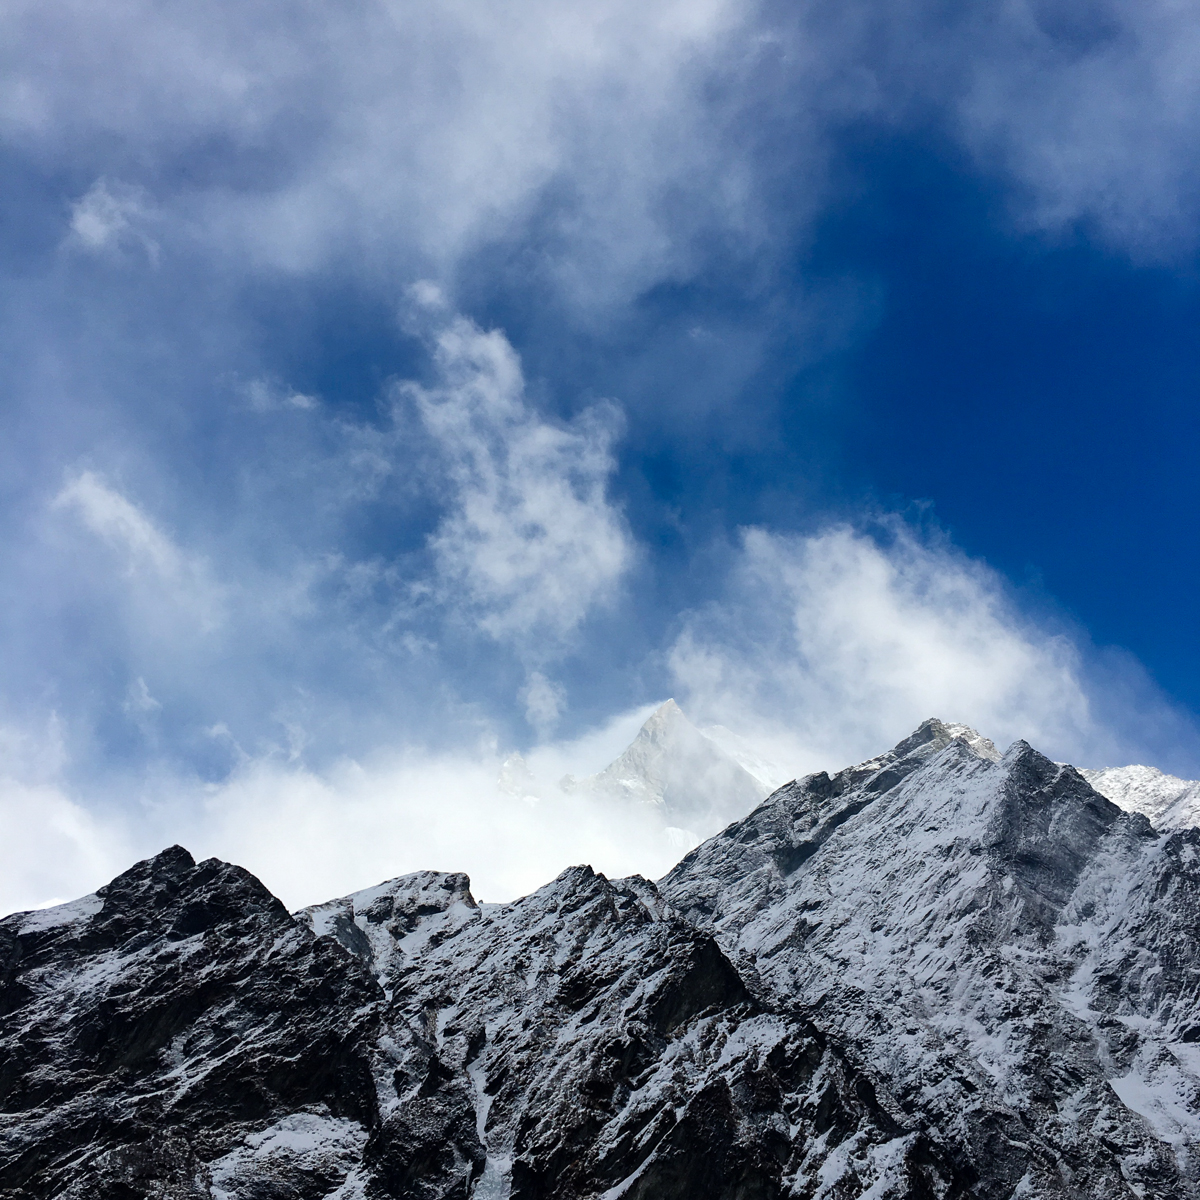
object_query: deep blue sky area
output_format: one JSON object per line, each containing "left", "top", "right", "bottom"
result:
{"left": 817, "top": 138, "right": 1200, "bottom": 707}
{"left": 450, "top": 132, "right": 1200, "bottom": 713}
{"left": 5, "top": 0, "right": 1200, "bottom": 910}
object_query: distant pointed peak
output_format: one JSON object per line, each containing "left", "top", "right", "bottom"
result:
{"left": 646, "top": 698, "right": 686, "bottom": 724}
{"left": 631, "top": 698, "right": 698, "bottom": 745}
{"left": 579, "top": 697, "right": 769, "bottom": 817}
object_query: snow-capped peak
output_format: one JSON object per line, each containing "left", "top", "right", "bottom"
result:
{"left": 561, "top": 698, "right": 769, "bottom": 827}
{"left": 660, "top": 720, "right": 1200, "bottom": 1192}
{"left": 1080, "top": 762, "right": 1200, "bottom": 831}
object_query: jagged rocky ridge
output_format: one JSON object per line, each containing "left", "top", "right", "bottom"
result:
{"left": 2, "top": 719, "right": 1199, "bottom": 1198}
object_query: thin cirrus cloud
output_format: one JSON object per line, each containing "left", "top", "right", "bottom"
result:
{"left": 52, "top": 470, "right": 225, "bottom": 637}
{"left": 55, "top": 471, "right": 203, "bottom": 585}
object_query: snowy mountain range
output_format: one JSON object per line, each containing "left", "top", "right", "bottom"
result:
{"left": 3, "top": 716, "right": 1200, "bottom": 1197}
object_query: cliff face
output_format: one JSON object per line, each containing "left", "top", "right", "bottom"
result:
{"left": 660, "top": 719, "right": 1200, "bottom": 1198}
{"left": 3, "top": 721, "right": 1199, "bottom": 1198}
{"left": 0, "top": 846, "right": 382, "bottom": 1199}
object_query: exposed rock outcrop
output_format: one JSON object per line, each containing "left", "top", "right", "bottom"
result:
{"left": 3, "top": 720, "right": 1198, "bottom": 1198}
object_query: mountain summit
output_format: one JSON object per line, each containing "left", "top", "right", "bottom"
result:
{"left": 3, "top": 719, "right": 1199, "bottom": 1197}
{"left": 562, "top": 699, "right": 769, "bottom": 828}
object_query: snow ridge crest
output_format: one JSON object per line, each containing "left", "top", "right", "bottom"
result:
{"left": 3, "top": 717, "right": 1200, "bottom": 1198}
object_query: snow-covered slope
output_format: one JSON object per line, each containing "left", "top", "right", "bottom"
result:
{"left": 297, "top": 869, "right": 481, "bottom": 1000}
{"left": 661, "top": 718, "right": 1200, "bottom": 1197}
{"left": 1081, "top": 763, "right": 1200, "bottom": 831}
{"left": 4, "top": 718, "right": 1200, "bottom": 1198}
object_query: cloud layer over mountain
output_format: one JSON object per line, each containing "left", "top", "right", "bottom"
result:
{"left": 2, "top": 0, "right": 1199, "bottom": 915}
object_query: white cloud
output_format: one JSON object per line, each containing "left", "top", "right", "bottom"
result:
{"left": 53, "top": 471, "right": 224, "bottom": 632}
{"left": 522, "top": 671, "right": 566, "bottom": 737}
{"left": 187, "top": 742, "right": 684, "bottom": 909}
{"left": 3, "top": 0, "right": 1199, "bottom": 921}
{"left": 6, "top": 0, "right": 1197, "bottom": 307}
{"left": 240, "top": 377, "right": 318, "bottom": 412}
{"left": 67, "top": 178, "right": 159, "bottom": 261}
{"left": 668, "top": 521, "right": 1129, "bottom": 777}
{"left": 32, "top": 321, "right": 629, "bottom": 767}
{"left": 947, "top": 0, "right": 1200, "bottom": 255}
{"left": 124, "top": 676, "right": 161, "bottom": 715}
{"left": 0, "top": 776, "right": 133, "bottom": 915}
{"left": 55, "top": 471, "right": 184, "bottom": 575}
{"left": 4, "top": 513, "right": 1197, "bottom": 917}
{"left": 0, "top": 717, "right": 133, "bottom": 915}
{"left": 404, "top": 307, "right": 633, "bottom": 649}
{"left": 4, "top": 0, "right": 757, "bottom": 304}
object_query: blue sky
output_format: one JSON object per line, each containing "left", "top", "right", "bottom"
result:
{"left": 2, "top": 0, "right": 1198, "bottom": 910}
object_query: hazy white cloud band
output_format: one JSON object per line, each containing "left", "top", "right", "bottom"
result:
{"left": 5, "top": 512, "right": 1194, "bottom": 918}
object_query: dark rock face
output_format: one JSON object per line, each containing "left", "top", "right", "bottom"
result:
{"left": 0, "top": 846, "right": 381, "bottom": 1199}
{"left": 317, "top": 863, "right": 960, "bottom": 1200}
{"left": 3, "top": 720, "right": 1199, "bottom": 1198}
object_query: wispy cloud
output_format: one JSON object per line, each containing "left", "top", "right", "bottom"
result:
{"left": 66, "top": 178, "right": 159, "bottom": 262}
{"left": 670, "top": 520, "right": 1196, "bottom": 776}
{"left": 238, "top": 377, "right": 318, "bottom": 412}
{"left": 56, "top": 471, "right": 186, "bottom": 577}
{"left": 53, "top": 471, "right": 224, "bottom": 632}
{"left": 404, "top": 301, "right": 633, "bottom": 651}
{"left": 3, "top": 0, "right": 753, "bottom": 301}
{"left": 32, "top": 313, "right": 631, "bottom": 770}
{"left": 522, "top": 671, "right": 567, "bottom": 738}
{"left": 7, "top": 0, "right": 1197, "bottom": 312}
{"left": 945, "top": 0, "right": 1200, "bottom": 255}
